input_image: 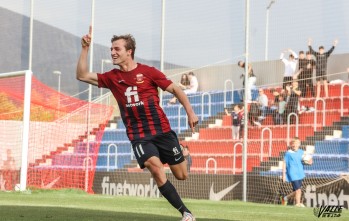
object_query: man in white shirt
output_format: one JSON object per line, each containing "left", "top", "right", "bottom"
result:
{"left": 280, "top": 49, "right": 298, "bottom": 89}
{"left": 253, "top": 88, "right": 269, "bottom": 127}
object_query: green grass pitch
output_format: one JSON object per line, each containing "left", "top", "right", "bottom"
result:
{"left": 0, "top": 189, "right": 348, "bottom": 221}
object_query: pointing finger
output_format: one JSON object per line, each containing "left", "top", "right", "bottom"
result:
{"left": 89, "top": 25, "right": 92, "bottom": 35}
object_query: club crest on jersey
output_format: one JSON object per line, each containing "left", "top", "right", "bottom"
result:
{"left": 136, "top": 73, "right": 144, "bottom": 84}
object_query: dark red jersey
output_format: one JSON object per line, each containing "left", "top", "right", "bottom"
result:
{"left": 98, "top": 63, "right": 173, "bottom": 141}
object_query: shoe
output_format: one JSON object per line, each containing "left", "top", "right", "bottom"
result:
{"left": 295, "top": 203, "right": 305, "bottom": 207}
{"left": 253, "top": 121, "right": 262, "bottom": 127}
{"left": 258, "top": 116, "right": 265, "bottom": 120}
{"left": 281, "top": 196, "right": 288, "bottom": 206}
{"left": 181, "top": 212, "right": 196, "bottom": 221}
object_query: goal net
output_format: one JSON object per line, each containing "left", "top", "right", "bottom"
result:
{"left": 90, "top": 0, "right": 349, "bottom": 210}
{"left": 2, "top": 0, "right": 349, "bottom": 214}
{"left": 0, "top": 71, "right": 113, "bottom": 192}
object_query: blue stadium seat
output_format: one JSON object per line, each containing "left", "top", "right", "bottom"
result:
{"left": 342, "top": 125, "right": 349, "bottom": 138}
{"left": 96, "top": 153, "right": 132, "bottom": 170}
{"left": 314, "top": 140, "right": 349, "bottom": 154}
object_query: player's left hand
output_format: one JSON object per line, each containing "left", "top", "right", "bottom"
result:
{"left": 81, "top": 26, "right": 92, "bottom": 48}
{"left": 188, "top": 113, "right": 199, "bottom": 134}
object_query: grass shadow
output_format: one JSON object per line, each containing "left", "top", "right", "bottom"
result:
{"left": 0, "top": 205, "right": 237, "bottom": 221}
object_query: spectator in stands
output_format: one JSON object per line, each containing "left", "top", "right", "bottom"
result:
{"left": 248, "top": 102, "right": 260, "bottom": 127}
{"left": 178, "top": 73, "right": 190, "bottom": 90}
{"left": 238, "top": 61, "right": 257, "bottom": 102}
{"left": 168, "top": 73, "right": 189, "bottom": 104}
{"left": 280, "top": 49, "right": 298, "bottom": 89}
{"left": 225, "top": 105, "right": 242, "bottom": 140}
{"left": 273, "top": 95, "right": 286, "bottom": 125}
{"left": 270, "top": 88, "right": 286, "bottom": 104}
{"left": 282, "top": 137, "right": 312, "bottom": 207}
{"left": 252, "top": 88, "right": 269, "bottom": 127}
{"left": 77, "top": 27, "right": 198, "bottom": 221}
{"left": 297, "top": 52, "right": 316, "bottom": 97}
{"left": 238, "top": 104, "right": 245, "bottom": 140}
{"left": 308, "top": 38, "right": 338, "bottom": 98}
{"left": 181, "top": 144, "right": 192, "bottom": 173}
{"left": 169, "top": 72, "right": 198, "bottom": 104}
{"left": 297, "top": 51, "right": 307, "bottom": 71}
{"left": 284, "top": 81, "right": 301, "bottom": 124}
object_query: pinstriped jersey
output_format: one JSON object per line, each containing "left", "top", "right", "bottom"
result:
{"left": 98, "top": 63, "right": 172, "bottom": 141}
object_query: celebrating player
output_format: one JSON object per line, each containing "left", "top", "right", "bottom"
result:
{"left": 76, "top": 26, "right": 198, "bottom": 221}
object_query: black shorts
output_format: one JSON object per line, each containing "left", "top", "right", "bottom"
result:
{"left": 131, "top": 130, "right": 185, "bottom": 169}
{"left": 283, "top": 76, "right": 293, "bottom": 89}
{"left": 316, "top": 70, "right": 327, "bottom": 81}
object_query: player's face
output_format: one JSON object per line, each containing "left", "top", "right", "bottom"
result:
{"left": 110, "top": 39, "right": 132, "bottom": 65}
{"left": 292, "top": 140, "right": 300, "bottom": 150}
{"left": 319, "top": 48, "right": 324, "bottom": 54}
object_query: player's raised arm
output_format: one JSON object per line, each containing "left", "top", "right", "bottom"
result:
{"left": 165, "top": 83, "right": 198, "bottom": 133}
{"left": 76, "top": 26, "right": 98, "bottom": 86}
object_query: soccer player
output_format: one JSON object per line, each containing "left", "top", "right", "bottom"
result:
{"left": 282, "top": 137, "right": 312, "bottom": 207}
{"left": 76, "top": 27, "right": 198, "bottom": 221}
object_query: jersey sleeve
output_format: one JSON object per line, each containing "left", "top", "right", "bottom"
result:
{"left": 149, "top": 67, "right": 173, "bottom": 91}
{"left": 325, "top": 46, "right": 335, "bottom": 57}
{"left": 97, "top": 72, "right": 110, "bottom": 89}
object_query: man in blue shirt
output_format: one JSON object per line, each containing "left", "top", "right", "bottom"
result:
{"left": 282, "top": 137, "right": 312, "bottom": 207}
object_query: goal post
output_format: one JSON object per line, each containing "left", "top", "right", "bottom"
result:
{"left": 0, "top": 70, "right": 32, "bottom": 191}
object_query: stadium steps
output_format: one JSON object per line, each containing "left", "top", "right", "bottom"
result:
{"left": 29, "top": 124, "right": 107, "bottom": 168}
{"left": 122, "top": 159, "right": 139, "bottom": 169}
{"left": 182, "top": 83, "right": 349, "bottom": 174}
{"left": 44, "top": 83, "right": 346, "bottom": 173}
{"left": 257, "top": 117, "right": 349, "bottom": 176}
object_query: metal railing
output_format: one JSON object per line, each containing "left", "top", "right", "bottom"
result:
{"left": 314, "top": 98, "right": 326, "bottom": 132}
{"left": 205, "top": 157, "right": 217, "bottom": 174}
{"left": 107, "top": 144, "right": 118, "bottom": 171}
{"left": 287, "top": 113, "right": 299, "bottom": 146}
{"left": 224, "top": 79, "right": 234, "bottom": 108}
{"left": 233, "top": 142, "right": 243, "bottom": 174}
{"left": 260, "top": 127, "right": 272, "bottom": 162}
{"left": 177, "top": 105, "right": 188, "bottom": 134}
{"left": 341, "top": 83, "right": 349, "bottom": 117}
{"left": 201, "top": 92, "right": 211, "bottom": 121}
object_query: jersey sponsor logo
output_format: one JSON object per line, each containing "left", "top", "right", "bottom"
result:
{"left": 124, "top": 86, "right": 144, "bottom": 107}
{"left": 136, "top": 73, "right": 144, "bottom": 84}
{"left": 209, "top": 181, "right": 240, "bottom": 201}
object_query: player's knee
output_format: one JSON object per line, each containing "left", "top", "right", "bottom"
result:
{"left": 175, "top": 171, "right": 188, "bottom": 180}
